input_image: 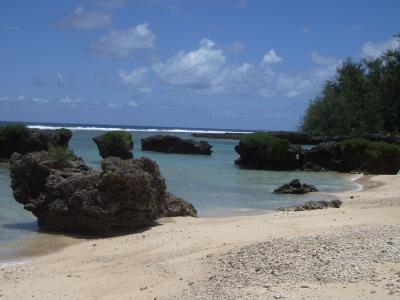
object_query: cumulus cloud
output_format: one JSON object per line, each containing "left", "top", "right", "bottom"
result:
{"left": 62, "top": 6, "right": 112, "bottom": 30}
{"left": 261, "top": 49, "right": 282, "bottom": 65}
{"left": 362, "top": 37, "right": 400, "bottom": 58}
{"left": 118, "top": 67, "right": 148, "bottom": 86}
{"left": 91, "top": 23, "right": 155, "bottom": 58}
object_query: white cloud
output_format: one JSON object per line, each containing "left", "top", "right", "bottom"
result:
{"left": 60, "top": 96, "right": 83, "bottom": 104}
{"left": 32, "top": 97, "right": 50, "bottom": 104}
{"left": 153, "top": 38, "right": 227, "bottom": 90}
{"left": 362, "top": 37, "right": 400, "bottom": 58}
{"left": 118, "top": 67, "right": 148, "bottom": 86}
{"left": 91, "top": 23, "right": 155, "bottom": 58}
{"left": 62, "top": 6, "right": 112, "bottom": 30}
{"left": 261, "top": 49, "right": 282, "bottom": 65}
{"left": 311, "top": 51, "right": 339, "bottom": 66}
{"left": 128, "top": 101, "right": 138, "bottom": 108}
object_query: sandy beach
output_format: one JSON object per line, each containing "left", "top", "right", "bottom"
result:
{"left": 0, "top": 174, "right": 399, "bottom": 299}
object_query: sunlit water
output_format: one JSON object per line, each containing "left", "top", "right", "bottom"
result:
{"left": 0, "top": 129, "right": 360, "bottom": 264}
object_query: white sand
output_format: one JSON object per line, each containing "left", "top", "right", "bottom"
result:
{"left": 0, "top": 175, "right": 399, "bottom": 299}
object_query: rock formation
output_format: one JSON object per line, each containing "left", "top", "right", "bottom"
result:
{"left": 281, "top": 199, "right": 342, "bottom": 211}
{"left": 9, "top": 150, "right": 196, "bottom": 234}
{"left": 141, "top": 135, "right": 212, "bottom": 155}
{"left": 0, "top": 125, "right": 72, "bottom": 160}
{"left": 161, "top": 192, "right": 197, "bottom": 217}
{"left": 234, "top": 133, "right": 303, "bottom": 170}
{"left": 93, "top": 131, "right": 133, "bottom": 159}
{"left": 274, "top": 179, "right": 318, "bottom": 194}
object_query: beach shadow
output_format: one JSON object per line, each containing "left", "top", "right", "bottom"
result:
{"left": 2, "top": 219, "right": 163, "bottom": 240}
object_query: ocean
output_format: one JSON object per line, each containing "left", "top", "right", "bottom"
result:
{"left": 0, "top": 122, "right": 361, "bottom": 265}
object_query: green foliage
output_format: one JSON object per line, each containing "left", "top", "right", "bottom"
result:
{"left": 340, "top": 138, "right": 400, "bottom": 166}
{"left": 301, "top": 37, "right": 400, "bottom": 136}
{"left": 0, "top": 124, "right": 30, "bottom": 140}
{"left": 241, "top": 133, "right": 291, "bottom": 160}
{"left": 48, "top": 145, "right": 76, "bottom": 168}
{"left": 101, "top": 131, "right": 132, "bottom": 149}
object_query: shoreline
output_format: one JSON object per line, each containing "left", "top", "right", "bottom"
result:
{"left": 1, "top": 174, "right": 399, "bottom": 299}
{"left": 0, "top": 172, "right": 364, "bottom": 268}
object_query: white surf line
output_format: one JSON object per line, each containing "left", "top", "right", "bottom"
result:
{"left": 0, "top": 259, "right": 31, "bottom": 269}
{"left": 27, "top": 125, "right": 253, "bottom": 134}
{"left": 350, "top": 173, "right": 364, "bottom": 192}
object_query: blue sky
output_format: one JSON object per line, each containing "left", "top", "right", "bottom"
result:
{"left": 1, "top": 0, "right": 399, "bottom": 130}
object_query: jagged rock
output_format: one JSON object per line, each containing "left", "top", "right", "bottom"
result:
{"left": 9, "top": 151, "right": 197, "bottom": 233}
{"left": 0, "top": 125, "right": 72, "bottom": 160}
{"left": 274, "top": 179, "right": 318, "bottom": 194}
{"left": 141, "top": 135, "right": 212, "bottom": 155}
{"left": 234, "top": 133, "right": 303, "bottom": 170}
{"left": 162, "top": 192, "right": 197, "bottom": 217}
{"left": 281, "top": 199, "right": 342, "bottom": 211}
{"left": 10, "top": 152, "right": 164, "bottom": 232}
{"left": 303, "top": 139, "right": 400, "bottom": 174}
{"left": 93, "top": 131, "right": 133, "bottom": 159}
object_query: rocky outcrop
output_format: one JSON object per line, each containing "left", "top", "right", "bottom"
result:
{"left": 93, "top": 131, "right": 133, "bottom": 159}
{"left": 302, "top": 139, "right": 400, "bottom": 174}
{"left": 0, "top": 125, "right": 72, "bottom": 160}
{"left": 281, "top": 199, "right": 342, "bottom": 211}
{"left": 274, "top": 179, "right": 318, "bottom": 194}
{"left": 234, "top": 133, "right": 303, "bottom": 170}
{"left": 161, "top": 193, "right": 197, "bottom": 217}
{"left": 9, "top": 150, "right": 197, "bottom": 233}
{"left": 141, "top": 135, "right": 212, "bottom": 155}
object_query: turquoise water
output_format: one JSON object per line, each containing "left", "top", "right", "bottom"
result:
{"left": 0, "top": 129, "right": 359, "bottom": 257}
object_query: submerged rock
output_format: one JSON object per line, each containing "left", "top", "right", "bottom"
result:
{"left": 93, "top": 131, "right": 133, "bottom": 159}
{"left": 281, "top": 199, "right": 342, "bottom": 211}
{"left": 0, "top": 124, "right": 72, "bottom": 160}
{"left": 274, "top": 179, "right": 318, "bottom": 194}
{"left": 161, "top": 192, "right": 197, "bottom": 217}
{"left": 141, "top": 135, "right": 212, "bottom": 155}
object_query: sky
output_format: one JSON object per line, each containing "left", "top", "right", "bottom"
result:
{"left": 1, "top": 0, "right": 400, "bottom": 130}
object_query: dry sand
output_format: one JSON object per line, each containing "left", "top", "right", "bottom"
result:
{"left": 0, "top": 175, "right": 399, "bottom": 299}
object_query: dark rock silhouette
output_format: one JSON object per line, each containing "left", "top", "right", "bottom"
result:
{"left": 274, "top": 179, "right": 318, "bottom": 194}
{"left": 9, "top": 151, "right": 197, "bottom": 234}
{"left": 281, "top": 199, "right": 342, "bottom": 211}
{"left": 0, "top": 125, "right": 72, "bottom": 160}
{"left": 93, "top": 131, "right": 133, "bottom": 159}
{"left": 141, "top": 135, "right": 212, "bottom": 155}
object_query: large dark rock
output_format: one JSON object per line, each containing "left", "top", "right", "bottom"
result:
{"left": 303, "top": 139, "right": 400, "bottom": 174}
{"left": 281, "top": 199, "right": 342, "bottom": 211}
{"left": 161, "top": 192, "right": 197, "bottom": 217}
{"left": 234, "top": 133, "right": 303, "bottom": 170}
{"left": 9, "top": 151, "right": 197, "bottom": 233}
{"left": 274, "top": 179, "right": 318, "bottom": 194}
{"left": 93, "top": 131, "right": 133, "bottom": 159}
{"left": 141, "top": 135, "right": 212, "bottom": 155}
{"left": 0, "top": 125, "right": 72, "bottom": 160}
